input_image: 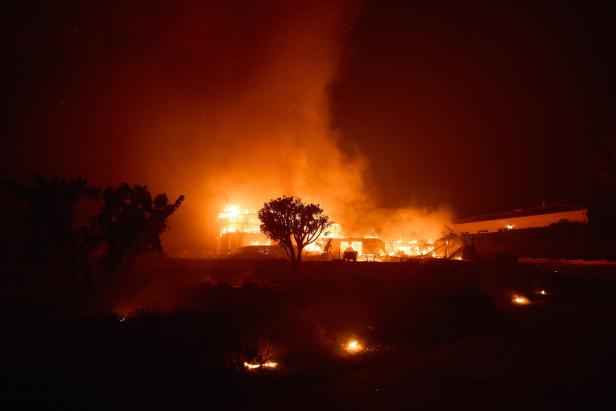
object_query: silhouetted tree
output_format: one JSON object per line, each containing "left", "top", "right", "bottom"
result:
{"left": 258, "top": 196, "right": 331, "bottom": 264}
{"left": 94, "top": 184, "right": 184, "bottom": 274}
{"left": 1, "top": 174, "right": 98, "bottom": 293}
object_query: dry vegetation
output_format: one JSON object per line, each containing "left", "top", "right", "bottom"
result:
{"left": 4, "top": 258, "right": 580, "bottom": 409}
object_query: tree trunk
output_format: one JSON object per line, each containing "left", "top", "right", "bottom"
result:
{"left": 296, "top": 244, "right": 303, "bottom": 264}
{"left": 287, "top": 239, "right": 297, "bottom": 263}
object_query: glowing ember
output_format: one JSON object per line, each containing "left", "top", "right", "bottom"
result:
{"left": 344, "top": 339, "right": 363, "bottom": 354}
{"left": 538, "top": 289, "right": 547, "bottom": 295}
{"left": 512, "top": 295, "right": 531, "bottom": 305}
{"left": 243, "top": 361, "right": 278, "bottom": 370}
{"left": 243, "top": 362, "right": 260, "bottom": 369}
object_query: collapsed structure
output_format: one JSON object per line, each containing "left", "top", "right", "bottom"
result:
{"left": 216, "top": 204, "right": 435, "bottom": 260}
{"left": 216, "top": 205, "right": 272, "bottom": 255}
{"left": 216, "top": 201, "right": 600, "bottom": 262}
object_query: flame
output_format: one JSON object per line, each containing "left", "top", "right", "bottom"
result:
{"left": 35, "top": 2, "right": 455, "bottom": 258}
{"left": 304, "top": 242, "right": 322, "bottom": 253}
{"left": 216, "top": 204, "right": 446, "bottom": 260}
{"left": 219, "top": 205, "right": 241, "bottom": 219}
{"left": 512, "top": 295, "right": 531, "bottom": 305}
{"left": 344, "top": 339, "right": 363, "bottom": 354}
{"left": 218, "top": 205, "right": 261, "bottom": 235}
{"left": 243, "top": 361, "right": 278, "bottom": 370}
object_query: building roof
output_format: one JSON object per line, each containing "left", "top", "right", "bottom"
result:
{"left": 455, "top": 202, "right": 587, "bottom": 224}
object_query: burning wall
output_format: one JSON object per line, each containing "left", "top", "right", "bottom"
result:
{"left": 217, "top": 205, "right": 271, "bottom": 256}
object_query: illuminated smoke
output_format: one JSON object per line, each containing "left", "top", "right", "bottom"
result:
{"left": 355, "top": 207, "right": 453, "bottom": 244}
{"left": 133, "top": 1, "right": 452, "bottom": 255}
{"left": 89, "top": 1, "right": 450, "bottom": 256}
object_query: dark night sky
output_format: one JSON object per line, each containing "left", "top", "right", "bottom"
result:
{"left": 332, "top": 1, "right": 616, "bottom": 215}
{"left": 2, "top": 1, "right": 615, "bottom": 252}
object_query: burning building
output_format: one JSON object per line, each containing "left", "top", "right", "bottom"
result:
{"left": 216, "top": 205, "right": 271, "bottom": 256}
{"left": 308, "top": 236, "right": 387, "bottom": 261}
{"left": 216, "top": 204, "right": 437, "bottom": 261}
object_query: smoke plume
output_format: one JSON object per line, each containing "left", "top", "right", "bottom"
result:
{"left": 138, "top": 1, "right": 450, "bottom": 254}
{"left": 3, "top": 1, "right": 451, "bottom": 256}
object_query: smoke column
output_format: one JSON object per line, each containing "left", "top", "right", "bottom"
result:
{"left": 128, "top": 1, "right": 450, "bottom": 254}
{"left": 2, "top": 1, "right": 450, "bottom": 256}
{"left": 137, "top": 1, "right": 367, "bottom": 255}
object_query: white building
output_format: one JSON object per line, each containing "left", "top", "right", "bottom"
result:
{"left": 453, "top": 202, "right": 588, "bottom": 235}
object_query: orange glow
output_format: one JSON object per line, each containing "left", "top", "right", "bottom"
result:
{"left": 217, "top": 204, "right": 272, "bottom": 256}
{"left": 512, "top": 295, "right": 531, "bottom": 305}
{"left": 216, "top": 205, "right": 447, "bottom": 261}
{"left": 243, "top": 361, "right": 278, "bottom": 370}
{"left": 304, "top": 242, "right": 322, "bottom": 253}
{"left": 344, "top": 339, "right": 363, "bottom": 354}
{"left": 218, "top": 205, "right": 261, "bottom": 235}
{"left": 63, "top": 2, "right": 455, "bottom": 259}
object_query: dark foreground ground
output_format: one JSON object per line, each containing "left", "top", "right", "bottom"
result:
{"left": 2, "top": 260, "right": 616, "bottom": 410}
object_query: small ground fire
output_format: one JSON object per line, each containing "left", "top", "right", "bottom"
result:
{"left": 344, "top": 339, "right": 363, "bottom": 354}
{"left": 512, "top": 295, "right": 531, "bottom": 305}
{"left": 243, "top": 361, "right": 278, "bottom": 370}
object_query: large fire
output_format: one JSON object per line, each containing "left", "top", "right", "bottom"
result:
{"left": 111, "top": 2, "right": 458, "bottom": 259}
{"left": 218, "top": 205, "right": 261, "bottom": 235}
{"left": 216, "top": 205, "right": 272, "bottom": 255}
{"left": 216, "top": 203, "right": 451, "bottom": 261}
